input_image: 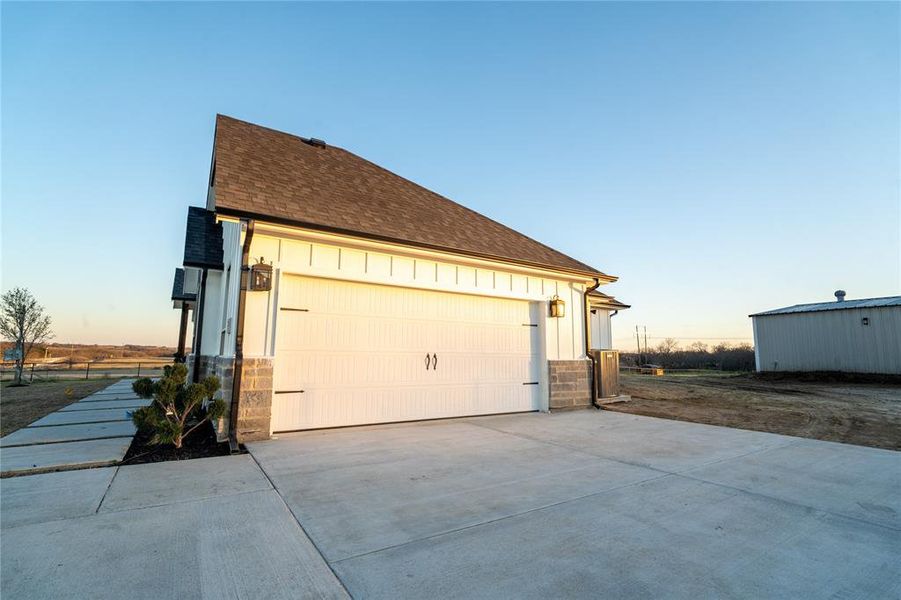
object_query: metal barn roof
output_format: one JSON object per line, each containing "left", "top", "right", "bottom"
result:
{"left": 750, "top": 296, "right": 901, "bottom": 317}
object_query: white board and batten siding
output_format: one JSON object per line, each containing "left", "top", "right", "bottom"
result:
{"left": 589, "top": 310, "right": 614, "bottom": 350}
{"left": 752, "top": 307, "right": 901, "bottom": 374}
{"left": 197, "top": 221, "right": 243, "bottom": 357}
{"left": 220, "top": 226, "right": 596, "bottom": 432}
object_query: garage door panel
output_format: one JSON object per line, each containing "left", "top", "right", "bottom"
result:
{"left": 284, "top": 277, "right": 531, "bottom": 324}
{"left": 430, "top": 354, "right": 531, "bottom": 384}
{"left": 279, "top": 314, "right": 532, "bottom": 354}
{"left": 276, "top": 350, "right": 432, "bottom": 388}
{"left": 277, "top": 352, "right": 532, "bottom": 389}
{"left": 272, "top": 275, "right": 540, "bottom": 432}
{"left": 273, "top": 383, "right": 536, "bottom": 431}
{"left": 280, "top": 275, "right": 529, "bottom": 323}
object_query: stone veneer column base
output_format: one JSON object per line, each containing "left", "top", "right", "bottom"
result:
{"left": 548, "top": 359, "right": 593, "bottom": 410}
{"left": 187, "top": 355, "right": 273, "bottom": 443}
{"left": 233, "top": 357, "right": 273, "bottom": 443}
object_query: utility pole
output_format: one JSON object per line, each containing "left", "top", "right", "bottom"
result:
{"left": 643, "top": 327, "right": 648, "bottom": 356}
{"left": 635, "top": 326, "right": 642, "bottom": 365}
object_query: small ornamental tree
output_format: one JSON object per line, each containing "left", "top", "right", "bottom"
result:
{"left": 0, "top": 288, "right": 53, "bottom": 386}
{"left": 131, "top": 363, "right": 226, "bottom": 449}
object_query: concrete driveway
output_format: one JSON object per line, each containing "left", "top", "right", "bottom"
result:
{"left": 1, "top": 456, "right": 347, "bottom": 599}
{"left": 248, "top": 410, "right": 901, "bottom": 599}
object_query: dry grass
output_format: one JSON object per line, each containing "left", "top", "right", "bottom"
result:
{"left": 0, "top": 379, "right": 120, "bottom": 436}
{"left": 610, "top": 372, "right": 901, "bottom": 451}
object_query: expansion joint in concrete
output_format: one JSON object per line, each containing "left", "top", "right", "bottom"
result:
{"left": 95, "top": 467, "right": 120, "bottom": 514}
{"left": 247, "top": 451, "right": 354, "bottom": 598}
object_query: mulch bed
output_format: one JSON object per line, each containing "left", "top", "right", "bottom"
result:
{"left": 121, "top": 421, "right": 237, "bottom": 465}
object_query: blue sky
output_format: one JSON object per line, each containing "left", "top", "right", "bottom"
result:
{"left": 2, "top": 2, "right": 898, "bottom": 348}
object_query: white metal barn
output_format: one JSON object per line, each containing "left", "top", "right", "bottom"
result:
{"left": 170, "top": 115, "right": 629, "bottom": 445}
{"left": 750, "top": 292, "right": 901, "bottom": 375}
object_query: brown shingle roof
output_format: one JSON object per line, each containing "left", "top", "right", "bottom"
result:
{"left": 210, "top": 115, "right": 612, "bottom": 278}
{"left": 183, "top": 207, "right": 224, "bottom": 269}
{"left": 171, "top": 268, "right": 197, "bottom": 302}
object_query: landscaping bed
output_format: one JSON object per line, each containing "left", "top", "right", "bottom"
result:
{"left": 122, "top": 421, "right": 233, "bottom": 465}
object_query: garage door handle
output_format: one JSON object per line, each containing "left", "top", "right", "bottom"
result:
{"left": 431, "top": 354, "right": 438, "bottom": 370}
{"left": 425, "top": 353, "right": 431, "bottom": 370}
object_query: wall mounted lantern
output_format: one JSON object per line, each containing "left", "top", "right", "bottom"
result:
{"left": 549, "top": 295, "right": 565, "bottom": 318}
{"left": 249, "top": 257, "right": 273, "bottom": 291}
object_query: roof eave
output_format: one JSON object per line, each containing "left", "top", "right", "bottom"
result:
{"left": 183, "top": 259, "right": 224, "bottom": 271}
{"left": 591, "top": 301, "right": 631, "bottom": 311}
{"left": 215, "top": 206, "right": 617, "bottom": 283}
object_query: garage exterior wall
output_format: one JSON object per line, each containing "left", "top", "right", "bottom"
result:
{"left": 752, "top": 306, "right": 901, "bottom": 374}
{"left": 194, "top": 220, "right": 605, "bottom": 437}
{"left": 548, "top": 360, "right": 593, "bottom": 410}
{"left": 240, "top": 228, "right": 595, "bottom": 364}
{"left": 197, "top": 271, "right": 222, "bottom": 354}
{"left": 193, "top": 221, "right": 242, "bottom": 358}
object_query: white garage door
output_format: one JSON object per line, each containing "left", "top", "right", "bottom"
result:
{"left": 271, "top": 275, "right": 541, "bottom": 432}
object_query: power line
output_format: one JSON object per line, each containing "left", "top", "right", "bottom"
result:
{"left": 616, "top": 336, "right": 751, "bottom": 341}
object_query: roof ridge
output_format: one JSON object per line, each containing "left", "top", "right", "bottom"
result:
{"left": 789, "top": 294, "right": 901, "bottom": 307}
{"left": 750, "top": 295, "right": 901, "bottom": 317}
{"left": 217, "top": 113, "right": 320, "bottom": 145}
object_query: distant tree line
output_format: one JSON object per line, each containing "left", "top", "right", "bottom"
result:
{"left": 621, "top": 339, "right": 755, "bottom": 372}
{"left": 0, "top": 342, "right": 177, "bottom": 362}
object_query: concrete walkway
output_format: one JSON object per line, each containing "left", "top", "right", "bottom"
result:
{"left": 0, "top": 380, "right": 148, "bottom": 476}
{"left": 0, "top": 455, "right": 347, "bottom": 599}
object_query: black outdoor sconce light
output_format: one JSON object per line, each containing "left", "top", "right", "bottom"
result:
{"left": 549, "top": 295, "right": 565, "bottom": 318}
{"left": 249, "top": 257, "right": 273, "bottom": 291}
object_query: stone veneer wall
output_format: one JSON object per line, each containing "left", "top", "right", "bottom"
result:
{"left": 548, "top": 359, "right": 593, "bottom": 410}
{"left": 188, "top": 355, "right": 273, "bottom": 443}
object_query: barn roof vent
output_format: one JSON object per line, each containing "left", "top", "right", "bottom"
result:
{"left": 834, "top": 290, "right": 846, "bottom": 302}
{"left": 305, "top": 137, "right": 326, "bottom": 149}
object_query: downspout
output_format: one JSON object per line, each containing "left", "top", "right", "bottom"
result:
{"left": 584, "top": 278, "right": 602, "bottom": 407}
{"left": 192, "top": 268, "right": 209, "bottom": 383}
{"left": 228, "top": 219, "right": 254, "bottom": 452}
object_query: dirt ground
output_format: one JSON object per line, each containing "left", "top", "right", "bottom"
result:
{"left": 610, "top": 372, "right": 901, "bottom": 451}
{"left": 0, "top": 379, "right": 118, "bottom": 436}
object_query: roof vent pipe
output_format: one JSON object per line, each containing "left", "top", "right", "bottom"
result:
{"left": 835, "top": 290, "right": 846, "bottom": 302}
